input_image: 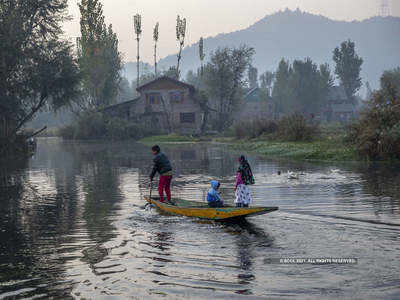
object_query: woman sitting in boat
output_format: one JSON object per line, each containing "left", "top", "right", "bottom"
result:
{"left": 234, "top": 155, "right": 255, "bottom": 208}
{"left": 207, "top": 180, "right": 223, "bottom": 208}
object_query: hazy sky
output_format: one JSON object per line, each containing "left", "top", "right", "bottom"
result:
{"left": 64, "top": 0, "right": 400, "bottom": 63}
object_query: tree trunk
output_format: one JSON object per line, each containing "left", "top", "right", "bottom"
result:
{"left": 176, "top": 41, "right": 184, "bottom": 79}
{"left": 154, "top": 43, "right": 157, "bottom": 76}
{"left": 136, "top": 37, "right": 140, "bottom": 88}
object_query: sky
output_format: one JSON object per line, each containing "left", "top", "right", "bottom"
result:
{"left": 64, "top": 0, "right": 400, "bottom": 63}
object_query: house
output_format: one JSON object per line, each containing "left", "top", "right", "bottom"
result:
{"left": 235, "top": 87, "right": 274, "bottom": 121}
{"left": 102, "top": 98, "right": 140, "bottom": 120}
{"left": 103, "top": 76, "right": 205, "bottom": 134}
{"left": 323, "top": 86, "right": 357, "bottom": 122}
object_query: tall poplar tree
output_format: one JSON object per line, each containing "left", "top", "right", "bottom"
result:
{"left": 153, "top": 22, "right": 159, "bottom": 76}
{"left": 176, "top": 15, "right": 187, "bottom": 79}
{"left": 333, "top": 40, "right": 363, "bottom": 100}
{"left": 78, "top": 0, "right": 122, "bottom": 109}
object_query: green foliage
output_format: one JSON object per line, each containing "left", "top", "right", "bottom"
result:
{"left": 247, "top": 66, "right": 258, "bottom": 89}
{"left": 233, "top": 119, "right": 278, "bottom": 139}
{"left": 272, "top": 58, "right": 333, "bottom": 114}
{"left": 333, "top": 40, "right": 363, "bottom": 100}
{"left": 0, "top": 0, "right": 80, "bottom": 154}
{"left": 347, "top": 68, "right": 400, "bottom": 160}
{"left": 77, "top": 0, "right": 123, "bottom": 109}
{"left": 60, "top": 112, "right": 155, "bottom": 140}
{"left": 272, "top": 59, "right": 293, "bottom": 113}
{"left": 259, "top": 71, "right": 275, "bottom": 97}
{"left": 277, "top": 113, "right": 320, "bottom": 141}
{"left": 233, "top": 113, "right": 319, "bottom": 142}
{"left": 230, "top": 139, "right": 357, "bottom": 161}
{"left": 140, "top": 134, "right": 201, "bottom": 144}
{"left": 203, "top": 45, "right": 255, "bottom": 130}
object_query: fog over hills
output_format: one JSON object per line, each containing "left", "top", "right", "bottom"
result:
{"left": 124, "top": 9, "right": 400, "bottom": 95}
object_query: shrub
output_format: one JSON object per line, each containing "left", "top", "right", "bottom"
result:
{"left": 276, "top": 113, "right": 320, "bottom": 141}
{"left": 60, "top": 111, "right": 155, "bottom": 141}
{"left": 347, "top": 68, "right": 400, "bottom": 160}
{"left": 233, "top": 119, "right": 278, "bottom": 139}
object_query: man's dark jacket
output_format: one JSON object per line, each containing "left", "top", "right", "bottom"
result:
{"left": 150, "top": 152, "right": 172, "bottom": 180}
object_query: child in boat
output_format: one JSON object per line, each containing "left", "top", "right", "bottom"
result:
{"left": 149, "top": 145, "right": 173, "bottom": 203}
{"left": 207, "top": 180, "right": 223, "bottom": 208}
{"left": 235, "top": 155, "right": 254, "bottom": 208}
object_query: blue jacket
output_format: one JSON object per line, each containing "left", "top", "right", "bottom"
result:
{"left": 207, "top": 180, "right": 222, "bottom": 203}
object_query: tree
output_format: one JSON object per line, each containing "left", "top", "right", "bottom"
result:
{"left": 0, "top": 0, "right": 80, "bottom": 150}
{"left": 203, "top": 45, "right": 255, "bottom": 129}
{"left": 199, "top": 37, "right": 205, "bottom": 76}
{"left": 259, "top": 71, "right": 275, "bottom": 97}
{"left": 319, "top": 63, "right": 334, "bottom": 103}
{"left": 153, "top": 22, "right": 159, "bottom": 76}
{"left": 248, "top": 66, "right": 258, "bottom": 89}
{"left": 78, "top": 0, "right": 123, "bottom": 109}
{"left": 133, "top": 14, "right": 142, "bottom": 87}
{"left": 272, "top": 58, "right": 333, "bottom": 115}
{"left": 272, "top": 59, "right": 293, "bottom": 114}
{"left": 333, "top": 40, "right": 363, "bottom": 100}
{"left": 290, "top": 58, "right": 329, "bottom": 114}
{"left": 348, "top": 68, "right": 400, "bottom": 160}
{"left": 176, "top": 15, "right": 187, "bottom": 79}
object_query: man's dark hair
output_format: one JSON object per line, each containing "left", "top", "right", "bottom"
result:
{"left": 152, "top": 145, "right": 161, "bottom": 153}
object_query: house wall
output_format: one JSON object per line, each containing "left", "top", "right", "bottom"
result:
{"left": 135, "top": 82, "right": 203, "bottom": 134}
{"left": 235, "top": 100, "right": 273, "bottom": 121}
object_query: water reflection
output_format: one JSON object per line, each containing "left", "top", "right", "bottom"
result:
{"left": 0, "top": 138, "right": 399, "bottom": 299}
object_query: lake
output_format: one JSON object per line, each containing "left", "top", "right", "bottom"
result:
{"left": 0, "top": 138, "right": 399, "bottom": 299}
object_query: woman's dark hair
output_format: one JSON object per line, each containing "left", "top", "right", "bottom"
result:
{"left": 239, "top": 155, "right": 247, "bottom": 164}
{"left": 152, "top": 145, "right": 161, "bottom": 153}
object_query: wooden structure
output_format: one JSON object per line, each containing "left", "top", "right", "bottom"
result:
{"left": 323, "top": 86, "right": 357, "bottom": 122}
{"left": 235, "top": 87, "right": 274, "bottom": 121}
{"left": 104, "top": 76, "right": 205, "bottom": 134}
{"left": 144, "top": 196, "right": 279, "bottom": 220}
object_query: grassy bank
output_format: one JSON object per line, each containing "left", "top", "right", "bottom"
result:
{"left": 139, "top": 134, "right": 211, "bottom": 144}
{"left": 226, "top": 138, "right": 358, "bottom": 161}
{"left": 139, "top": 134, "right": 359, "bottom": 162}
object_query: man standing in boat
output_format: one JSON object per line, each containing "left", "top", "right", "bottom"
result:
{"left": 149, "top": 145, "right": 173, "bottom": 203}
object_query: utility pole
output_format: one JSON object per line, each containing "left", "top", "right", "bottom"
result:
{"left": 133, "top": 14, "right": 142, "bottom": 88}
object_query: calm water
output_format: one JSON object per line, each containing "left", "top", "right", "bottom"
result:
{"left": 0, "top": 138, "right": 400, "bottom": 299}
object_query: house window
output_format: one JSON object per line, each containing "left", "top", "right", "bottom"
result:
{"left": 148, "top": 93, "right": 161, "bottom": 105}
{"left": 180, "top": 112, "right": 195, "bottom": 123}
{"left": 169, "top": 91, "right": 184, "bottom": 104}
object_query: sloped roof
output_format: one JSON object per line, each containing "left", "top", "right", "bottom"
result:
{"left": 103, "top": 97, "right": 140, "bottom": 111}
{"left": 136, "top": 76, "right": 195, "bottom": 93}
{"left": 244, "top": 87, "right": 259, "bottom": 99}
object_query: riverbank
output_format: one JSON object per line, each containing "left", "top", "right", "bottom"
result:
{"left": 138, "top": 134, "right": 359, "bottom": 161}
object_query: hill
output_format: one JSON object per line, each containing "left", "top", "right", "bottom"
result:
{"left": 126, "top": 9, "right": 400, "bottom": 94}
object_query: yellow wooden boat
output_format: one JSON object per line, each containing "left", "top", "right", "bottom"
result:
{"left": 144, "top": 196, "right": 279, "bottom": 220}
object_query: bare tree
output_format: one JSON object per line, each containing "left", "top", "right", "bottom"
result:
{"left": 199, "top": 37, "right": 205, "bottom": 76}
{"left": 133, "top": 14, "right": 142, "bottom": 88}
{"left": 153, "top": 22, "right": 159, "bottom": 76}
{"left": 176, "top": 15, "right": 187, "bottom": 79}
